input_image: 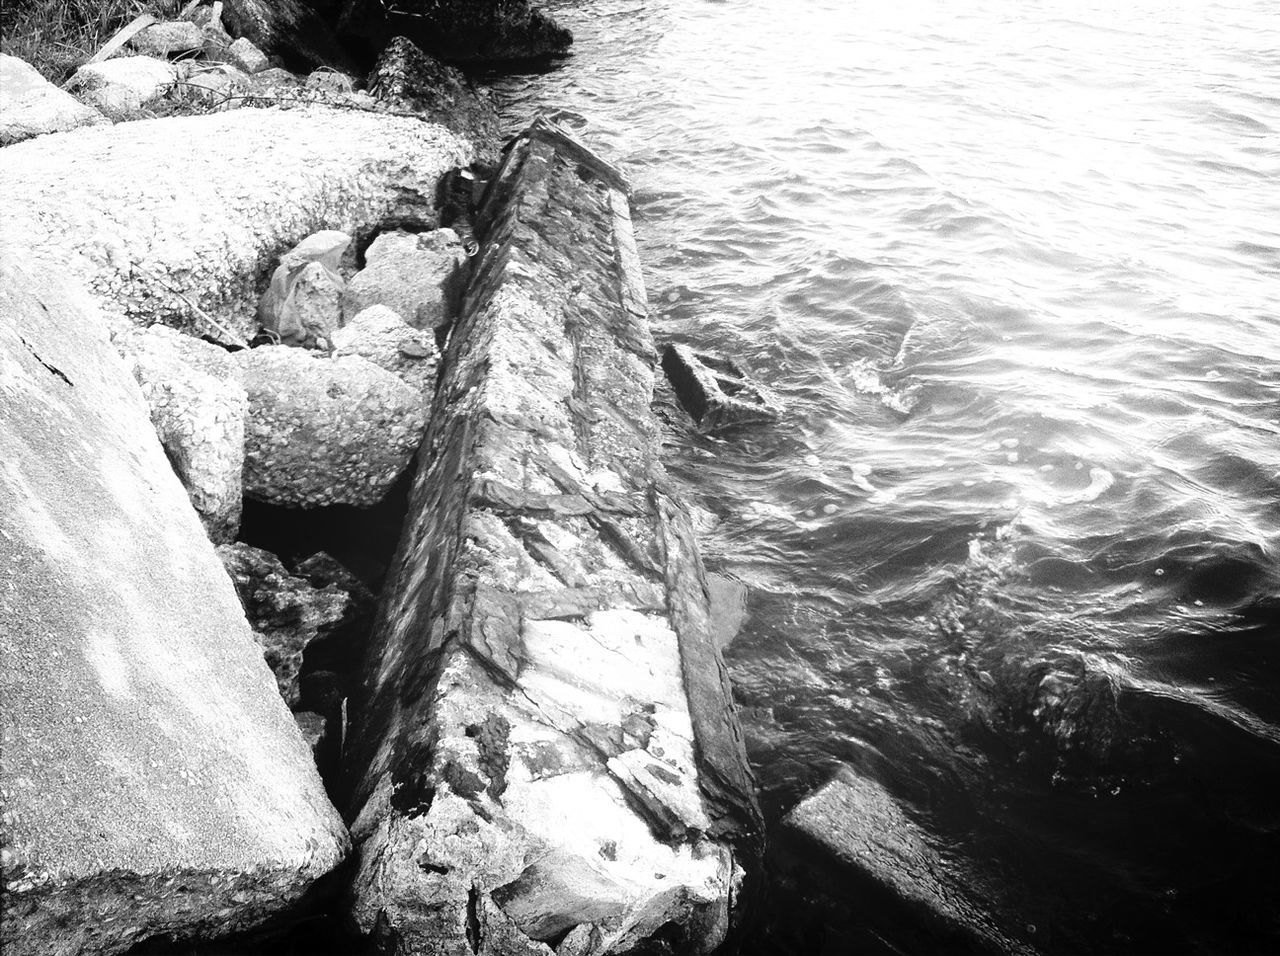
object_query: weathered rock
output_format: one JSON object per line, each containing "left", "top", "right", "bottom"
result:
{"left": 217, "top": 542, "right": 351, "bottom": 707}
{"left": 343, "top": 228, "right": 466, "bottom": 331}
{"left": 331, "top": 305, "right": 438, "bottom": 397}
{"left": 221, "top": 0, "right": 357, "bottom": 73}
{"left": 237, "top": 346, "right": 428, "bottom": 508}
{"left": 337, "top": 0, "right": 572, "bottom": 64}
{"left": 227, "top": 36, "right": 271, "bottom": 74}
{"left": 366, "top": 37, "right": 501, "bottom": 161}
{"left": 0, "top": 53, "right": 106, "bottom": 146}
{"left": 258, "top": 231, "right": 350, "bottom": 350}
{"left": 345, "top": 119, "right": 762, "bottom": 955}
{"left": 662, "top": 343, "right": 783, "bottom": 431}
{"left": 782, "top": 767, "right": 1031, "bottom": 955}
{"left": 67, "top": 56, "right": 177, "bottom": 121}
{"left": 175, "top": 61, "right": 253, "bottom": 104}
{"left": 305, "top": 68, "right": 356, "bottom": 94}
{"left": 113, "top": 325, "right": 246, "bottom": 543}
{"left": 0, "top": 253, "right": 349, "bottom": 956}
{"left": 129, "top": 20, "right": 206, "bottom": 57}
{"left": 0, "top": 107, "right": 471, "bottom": 340}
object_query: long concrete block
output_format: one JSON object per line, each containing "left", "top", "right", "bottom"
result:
{"left": 346, "top": 119, "right": 763, "bottom": 955}
{"left": 0, "top": 254, "right": 350, "bottom": 955}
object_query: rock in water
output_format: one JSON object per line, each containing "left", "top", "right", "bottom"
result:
{"left": 0, "top": 53, "right": 106, "bottom": 146}
{"left": 0, "top": 107, "right": 471, "bottom": 341}
{"left": 237, "top": 346, "right": 427, "bottom": 508}
{"left": 661, "top": 343, "right": 783, "bottom": 431}
{"left": 0, "top": 254, "right": 349, "bottom": 956}
{"left": 113, "top": 325, "right": 247, "bottom": 543}
{"left": 343, "top": 228, "right": 466, "bottom": 332}
{"left": 345, "top": 118, "right": 762, "bottom": 955}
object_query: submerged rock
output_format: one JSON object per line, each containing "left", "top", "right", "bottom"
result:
{"left": 0, "top": 53, "right": 106, "bottom": 146}
{"left": 345, "top": 119, "right": 762, "bottom": 955}
{"left": 662, "top": 343, "right": 783, "bottom": 431}
{"left": 67, "top": 55, "right": 177, "bottom": 120}
{"left": 114, "top": 325, "right": 246, "bottom": 543}
{"left": 237, "top": 345, "right": 427, "bottom": 508}
{"left": 0, "top": 254, "right": 349, "bottom": 956}
{"left": 343, "top": 228, "right": 466, "bottom": 331}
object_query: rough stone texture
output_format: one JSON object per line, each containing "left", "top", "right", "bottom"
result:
{"left": 367, "top": 37, "right": 501, "bottom": 162}
{"left": 343, "top": 228, "right": 466, "bottom": 331}
{"left": 783, "top": 768, "right": 1032, "bottom": 955}
{"left": 346, "top": 119, "right": 762, "bottom": 955}
{"left": 0, "top": 107, "right": 471, "bottom": 341}
{"left": 0, "top": 53, "right": 106, "bottom": 146}
{"left": 257, "top": 231, "right": 349, "bottom": 350}
{"left": 332, "top": 305, "right": 438, "bottom": 397}
{"left": 338, "top": 0, "right": 572, "bottom": 64}
{"left": 113, "top": 326, "right": 246, "bottom": 543}
{"left": 305, "top": 68, "right": 356, "bottom": 94}
{"left": 221, "top": 0, "right": 358, "bottom": 73}
{"left": 217, "top": 542, "right": 351, "bottom": 707}
{"left": 0, "top": 254, "right": 349, "bottom": 956}
{"left": 228, "top": 36, "right": 271, "bottom": 75}
{"left": 662, "top": 343, "right": 783, "bottom": 432}
{"left": 128, "top": 20, "right": 206, "bottom": 57}
{"left": 67, "top": 56, "right": 177, "bottom": 121}
{"left": 237, "top": 346, "right": 428, "bottom": 508}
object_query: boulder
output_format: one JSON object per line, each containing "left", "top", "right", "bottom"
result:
{"left": 366, "top": 37, "right": 501, "bottom": 161}
{"left": 221, "top": 0, "right": 358, "bottom": 74}
{"left": 227, "top": 36, "right": 271, "bottom": 75}
{"left": 0, "top": 253, "right": 349, "bottom": 956}
{"left": 331, "top": 305, "right": 438, "bottom": 397}
{"left": 305, "top": 68, "right": 356, "bottom": 94}
{"left": 237, "top": 346, "right": 428, "bottom": 508}
{"left": 343, "top": 228, "right": 466, "bottom": 331}
{"left": 128, "top": 20, "right": 206, "bottom": 57}
{"left": 345, "top": 119, "right": 762, "bottom": 954}
{"left": 113, "top": 325, "right": 246, "bottom": 543}
{"left": 0, "top": 53, "right": 106, "bottom": 146}
{"left": 662, "top": 343, "right": 783, "bottom": 431}
{"left": 217, "top": 542, "right": 351, "bottom": 708}
{"left": 67, "top": 56, "right": 177, "bottom": 121}
{"left": 337, "top": 0, "right": 572, "bottom": 64}
{"left": 0, "top": 107, "right": 472, "bottom": 340}
{"left": 258, "top": 231, "right": 351, "bottom": 350}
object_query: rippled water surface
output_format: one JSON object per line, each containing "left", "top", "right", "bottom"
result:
{"left": 491, "top": 1, "right": 1280, "bottom": 950}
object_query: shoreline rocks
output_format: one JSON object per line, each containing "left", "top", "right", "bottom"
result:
{"left": 0, "top": 53, "right": 106, "bottom": 146}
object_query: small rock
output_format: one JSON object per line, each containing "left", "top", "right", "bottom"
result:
{"left": 305, "top": 69, "right": 356, "bottom": 93}
{"left": 228, "top": 36, "right": 271, "bottom": 75}
{"left": 661, "top": 343, "right": 783, "bottom": 432}
{"left": 0, "top": 53, "right": 106, "bottom": 146}
{"left": 332, "top": 305, "right": 437, "bottom": 397}
{"left": 178, "top": 62, "right": 253, "bottom": 105}
{"left": 129, "top": 20, "right": 205, "bottom": 57}
{"left": 114, "top": 326, "right": 246, "bottom": 543}
{"left": 250, "top": 66, "right": 300, "bottom": 90}
{"left": 294, "top": 711, "right": 328, "bottom": 756}
{"left": 217, "top": 542, "right": 351, "bottom": 708}
{"left": 67, "top": 55, "right": 177, "bottom": 121}
{"left": 258, "top": 231, "right": 350, "bottom": 350}
{"left": 343, "top": 228, "right": 466, "bottom": 330}
{"left": 236, "top": 346, "right": 427, "bottom": 508}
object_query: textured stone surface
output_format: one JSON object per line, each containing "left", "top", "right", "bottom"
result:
{"left": 217, "top": 542, "right": 351, "bottom": 707}
{"left": 238, "top": 346, "right": 428, "bottom": 508}
{"left": 332, "top": 305, "right": 438, "bottom": 397}
{"left": 343, "top": 228, "right": 466, "bottom": 331}
{"left": 0, "top": 253, "right": 349, "bottom": 956}
{"left": 0, "top": 53, "right": 106, "bottom": 146}
{"left": 67, "top": 56, "right": 177, "bottom": 120}
{"left": 257, "top": 230, "right": 349, "bottom": 350}
{"left": 337, "top": 0, "right": 572, "bottom": 64}
{"left": 662, "top": 343, "right": 783, "bottom": 431}
{"left": 113, "top": 326, "right": 246, "bottom": 543}
{"left": 346, "top": 119, "right": 762, "bottom": 955}
{"left": 0, "top": 107, "right": 471, "bottom": 340}
{"left": 222, "top": 0, "right": 357, "bottom": 73}
{"left": 228, "top": 36, "right": 271, "bottom": 75}
{"left": 129, "top": 20, "right": 206, "bottom": 57}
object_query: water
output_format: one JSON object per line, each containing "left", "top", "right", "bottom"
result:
{"left": 489, "top": 1, "right": 1280, "bottom": 950}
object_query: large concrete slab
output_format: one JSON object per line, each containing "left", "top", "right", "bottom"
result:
{"left": 345, "top": 119, "right": 763, "bottom": 955}
{"left": 0, "top": 255, "right": 349, "bottom": 955}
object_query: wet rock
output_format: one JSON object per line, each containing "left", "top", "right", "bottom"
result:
{"left": 366, "top": 37, "right": 501, "bottom": 160}
{"left": 0, "top": 107, "right": 472, "bottom": 341}
{"left": 113, "top": 325, "right": 247, "bottom": 543}
{"left": 67, "top": 55, "right": 177, "bottom": 121}
{"left": 237, "top": 345, "right": 428, "bottom": 508}
{"left": 0, "top": 253, "right": 348, "bottom": 956}
{"left": 0, "top": 53, "right": 106, "bottom": 146}
{"left": 337, "top": 0, "right": 572, "bottom": 65}
{"left": 783, "top": 767, "right": 1030, "bottom": 955}
{"left": 662, "top": 343, "right": 783, "bottom": 431}
{"left": 345, "top": 119, "right": 762, "bottom": 955}
{"left": 331, "top": 305, "right": 438, "bottom": 397}
{"left": 129, "top": 20, "right": 206, "bottom": 57}
{"left": 217, "top": 542, "right": 351, "bottom": 707}
{"left": 221, "top": 0, "right": 358, "bottom": 74}
{"left": 343, "top": 228, "right": 466, "bottom": 331}
{"left": 258, "top": 230, "right": 350, "bottom": 350}
{"left": 227, "top": 36, "right": 271, "bottom": 75}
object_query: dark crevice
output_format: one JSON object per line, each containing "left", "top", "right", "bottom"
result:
{"left": 20, "top": 335, "right": 73, "bottom": 387}
{"left": 465, "top": 884, "right": 482, "bottom": 954}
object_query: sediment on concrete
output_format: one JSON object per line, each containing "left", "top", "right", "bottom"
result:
{"left": 345, "top": 118, "right": 763, "bottom": 954}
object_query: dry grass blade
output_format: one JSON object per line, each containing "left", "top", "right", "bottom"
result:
{"left": 85, "top": 12, "right": 157, "bottom": 64}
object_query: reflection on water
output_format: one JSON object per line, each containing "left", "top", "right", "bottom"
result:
{"left": 490, "top": 0, "right": 1280, "bottom": 950}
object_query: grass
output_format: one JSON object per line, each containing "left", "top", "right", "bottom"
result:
{"left": 0, "top": 0, "right": 180, "bottom": 82}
